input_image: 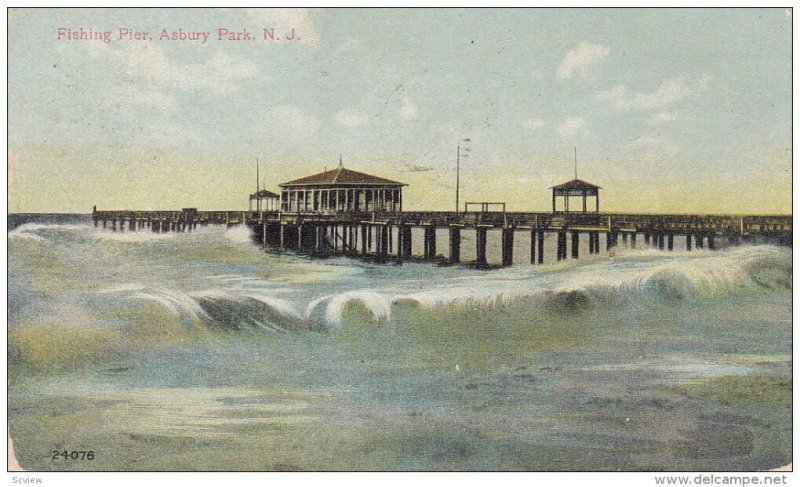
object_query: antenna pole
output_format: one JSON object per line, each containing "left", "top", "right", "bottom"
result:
{"left": 456, "top": 144, "right": 460, "bottom": 214}
{"left": 574, "top": 147, "right": 578, "bottom": 179}
{"left": 256, "top": 157, "right": 260, "bottom": 212}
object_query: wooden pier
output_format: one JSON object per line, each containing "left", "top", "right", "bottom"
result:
{"left": 92, "top": 208, "right": 792, "bottom": 267}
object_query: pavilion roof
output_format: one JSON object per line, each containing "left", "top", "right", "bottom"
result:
{"left": 550, "top": 178, "right": 602, "bottom": 190}
{"left": 279, "top": 165, "right": 406, "bottom": 187}
{"left": 250, "top": 189, "right": 279, "bottom": 198}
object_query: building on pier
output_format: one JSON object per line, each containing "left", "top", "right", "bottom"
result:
{"left": 551, "top": 179, "right": 601, "bottom": 213}
{"left": 278, "top": 163, "right": 406, "bottom": 212}
{"left": 249, "top": 189, "right": 280, "bottom": 212}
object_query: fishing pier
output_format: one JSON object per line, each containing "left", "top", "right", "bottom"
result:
{"left": 91, "top": 209, "right": 792, "bottom": 267}
{"left": 92, "top": 164, "right": 791, "bottom": 267}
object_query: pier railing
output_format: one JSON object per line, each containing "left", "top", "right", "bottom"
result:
{"left": 92, "top": 208, "right": 791, "bottom": 236}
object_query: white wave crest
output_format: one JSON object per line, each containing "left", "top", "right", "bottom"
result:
{"left": 93, "top": 230, "right": 175, "bottom": 243}
{"left": 306, "top": 290, "right": 392, "bottom": 327}
{"left": 384, "top": 245, "right": 790, "bottom": 314}
{"left": 224, "top": 225, "right": 256, "bottom": 244}
{"left": 9, "top": 223, "right": 88, "bottom": 242}
{"left": 88, "top": 243, "right": 789, "bottom": 333}
{"left": 100, "top": 284, "right": 211, "bottom": 323}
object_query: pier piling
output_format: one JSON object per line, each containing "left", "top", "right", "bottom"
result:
{"left": 557, "top": 231, "right": 567, "bottom": 261}
{"left": 571, "top": 231, "right": 579, "bottom": 259}
{"left": 537, "top": 230, "right": 545, "bottom": 264}
{"left": 424, "top": 227, "right": 437, "bottom": 259}
{"left": 361, "top": 226, "right": 368, "bottom": 256}
{"left": 501, "top": 228, "right": 514, "bottom": 266}
{"left": 378, "top": 225, "right": 389, "bottom": 262}
{"left": 476, "top": 228, "right": 488, "bottom": 265}
{"left": 401, "top": 225, "right": 413, "bottom": 259}
{"left": 449, "top": 227, "right": 460, "bottom": 264}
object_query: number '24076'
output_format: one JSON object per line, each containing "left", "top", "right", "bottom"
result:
{"left": 52, "top": 450, "right": 95, "bottom": 460}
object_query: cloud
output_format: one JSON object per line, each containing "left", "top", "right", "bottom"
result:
{"left": 242, "top": 8, "right": 321, "bottom": 48}
{"left": 594, "top": 84, "right": 627, "bottom": 104}
{"left": 697, "top": 73, "right": 713, "bottom": 90}
{"left": 332, "top": 39, "right": 361, "bottom": 58}
{"left": 557, "top": 117, "right": 589, "bottom": 138}
{"left": 89, "top": 42, "right": 260, "bottom": 96}
{"left": 399, "top": 98, "right": 417, "bottom": 119}
{"left": 400, "top": 164, "right": 435, "bottom": 173}
{"left": 112, "top": 84, "right": 177, "bottom": 111}
{"left": 646, "top": 111, "right": 680, "bottom": 124}
{"left": 523, "top": 118, "right": 545, "bottom": 131}
{"left": 336, "top": 109, "right": 369, "bottom": 127}
{"left": 557, "top": 42, "right": 610, "bottom": 79}
{"left": 595, "top": 76, "right": 695, "bottom": 111}
{"left": 270, "top": 105, "right": 319, "bottom": 134}
{"left": 628, "top": 132, "right": 679, "bottom": 156}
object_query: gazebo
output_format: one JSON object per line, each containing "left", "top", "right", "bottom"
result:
{"left": 279, "top": 163, "right": 406, "bottom": 213}
{"left": 550, "top": 179, "right": 601, "bottom": 213}
{"left": 249, "top": 189, "right": 280, "bottom": 211}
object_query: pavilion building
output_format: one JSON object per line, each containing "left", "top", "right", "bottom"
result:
{"left": 279, "top": 164, "right": 406, "bottom": 212}
{"left": 551, "top": 178, "right": 601, "bottom": 213}
{"left": 249, "top": 189, "right": 280, "bottom": 212}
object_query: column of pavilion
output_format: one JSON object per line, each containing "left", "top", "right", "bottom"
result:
{"left": 282, "top": 186, "right": 402, "bottom": 212}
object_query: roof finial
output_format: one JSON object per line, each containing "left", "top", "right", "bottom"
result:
{"left": 339, "top": 154, "right": 343, "bottom": 168}
{"left": 574, "top": 146, "right": 578, "bottom": 180}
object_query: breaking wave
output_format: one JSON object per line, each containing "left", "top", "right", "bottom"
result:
{"left": 307, "top": 291, "right": 392, "bottom": 327}
{"left": 8, "top": 223, "right": 89, "bottom": 242}
{"left": 224, "top": 224, "right": 258, "bottom": 244}
{"left": 9, "top": 222, "right": 176, "bottom": 243}
{"left": 8, "top": 222, "right": 792, "bottom": 357}
{"left": 96, "top": 284, "right": 305, "bottom": 333}
{"left": 76, "top": 244, "right": 790, "bottom": 332}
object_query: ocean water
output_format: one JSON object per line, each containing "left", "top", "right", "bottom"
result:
{"left": 7, "top": 215, "right": 792, "bottom": 471}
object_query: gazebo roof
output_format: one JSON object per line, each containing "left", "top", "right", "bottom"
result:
{"left": 550, "top": 178, "right": 602, "bottom": 190}
{"left": 250, "top": 189, "right": 279, "bottom": 198}
{"left": 279, "top": 165, "right": 406, "bottom": 187}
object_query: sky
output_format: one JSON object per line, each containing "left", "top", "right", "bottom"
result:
{"left": 7, "top": 8, "right": 792, "bottom": 213}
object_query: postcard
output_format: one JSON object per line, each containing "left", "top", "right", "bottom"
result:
{"left": 6, "top": 6, "right": 793, "bottom": 477}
